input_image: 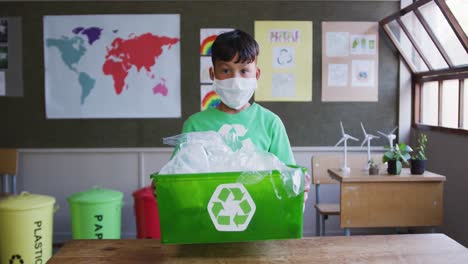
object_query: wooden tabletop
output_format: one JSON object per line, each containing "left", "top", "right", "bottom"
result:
{"left": 48, "top": 234, "right": 468, "bottom": 264}
{"left": 328, "top": 168, "right": 446, "bottom": 182}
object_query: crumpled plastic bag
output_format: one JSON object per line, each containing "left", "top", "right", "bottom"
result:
{"left": 159, "top": 131, "right": 303, "bottom": 198}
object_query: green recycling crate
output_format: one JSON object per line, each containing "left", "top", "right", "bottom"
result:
{"left": 151, "top": 167, "right": 305, "bottom": 244}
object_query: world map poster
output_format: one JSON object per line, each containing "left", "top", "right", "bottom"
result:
{"left": 43, "top": 15, "right": 180, "bottom": 118}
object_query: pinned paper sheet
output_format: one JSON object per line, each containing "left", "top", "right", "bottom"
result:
{"left": 272, "top": 73, "right": 295, "bottom": 97}
{"left": 350, "top": 34, "right": 377, "bottom": 55}
{"left": 0, "top": 46, "right": 7, "bottom": 69}
{"left": 0, "top": 19, "right": 7, "bottom": 44}
{"left": 328, "top": 64, "right": 348, "bottom": 87}
{"left": 326, "top": 32, "right": 349, "bottom": 57}
{"left": 352, "top": 60, "right": 375, "bottom": 87}
{"left": 0, "top": 71, "right": 5, "bottom": 95}
{"left": 201, "top": 85, "right": 221, "bottom": 111}
{"left": 273, "top": 46, "right": 295, "bottom": 68}
{"left": 200, "top": 28, "right": 234, "bottom": 56}
{"left": 200, "top": 56, "right": 213, "bottom": 84}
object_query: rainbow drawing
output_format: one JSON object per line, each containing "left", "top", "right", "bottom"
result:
{"left": 201, "top": 88, "right": 221, "bottom": 110}
{"left": 200, "top": 35, "right": 217, "bottom": 55}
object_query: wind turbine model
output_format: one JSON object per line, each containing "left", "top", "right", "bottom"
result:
{"left": 377, "top": 126, "right": 398, "bottom": 150}
{"left": 360, "top": 122, "right": 380, "bottom": 169}
{"left": 335, "top": 121, "right": 359, "bottom": 173}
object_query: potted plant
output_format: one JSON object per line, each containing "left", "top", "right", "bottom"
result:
{"left": 411, "top": 133, "right": 427, "bottom": 175}
{"left": 368, "top": 159, "right": 379, "bottom": 175}
{"left": 382, "top": 142, "right": 413, "bottom": 175}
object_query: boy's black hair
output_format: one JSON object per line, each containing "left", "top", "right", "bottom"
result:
{"left": 211, "top": 29, "right": 259, "bottom": 65}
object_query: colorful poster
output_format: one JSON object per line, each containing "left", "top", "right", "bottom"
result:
{"left": 199, "top": 28, "right": 232, "bottom": 111}
{"left": 200, "top": 28, "right": 234, "bottom": 56}
{"left": 43, "top": 15, "right": 181, "bottom": 118}
{"left": 200, "top": 56, "right": 213, "bottom": 84}
{"left": 322, "top": 22, "right": 378, "bottom": 102}
{"left": 0, "top": 71, "right": 5, "bottom": 95}
{"left": 0, "top": 47, "right": 7, "bottom": 69}
{"left": 255, "top": 21, "right": 312, "bottom": 102}
{"left": 201, "top": 85, "right": 221, "bottom": 110}
{"left": 0, "top": 19, "right": 7, "bottom": 43}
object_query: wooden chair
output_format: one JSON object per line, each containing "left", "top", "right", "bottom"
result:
{"left": 0, "top": 149, "right": 18, "bottom": 196}
{"left": 311, "top": 153, "right": 382, "bottom": 236}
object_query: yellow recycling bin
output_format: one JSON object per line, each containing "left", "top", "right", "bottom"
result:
{"left": 0, "top": 192, "right": 57, "bottom": 264}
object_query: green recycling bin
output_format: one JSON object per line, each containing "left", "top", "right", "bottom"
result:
{"left": 0, "top": 192, "right": 57, "bottom": 264}
{"left": 151, "top": 166, "right": 305, "bottom": 244}
{"left": 67, "top": 187, "right": 123, "bottom": 239}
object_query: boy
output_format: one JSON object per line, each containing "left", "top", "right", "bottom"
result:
{"left": 183, "top": 29, "right": 295, "bottom": 165}
{"left": 182, "top": 29, "right": 310, "bottom": 202}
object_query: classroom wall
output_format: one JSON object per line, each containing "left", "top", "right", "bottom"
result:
{"left": 0, "top": 1, "right": 400, "bottom": 148}
{"left": 411, "top": 129, "right": 468, "bottom": 247}
{"left": 0, "top": 0, "right": 404, "bottom": 243}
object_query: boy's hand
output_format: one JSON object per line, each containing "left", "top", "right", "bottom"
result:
{"left": 151, "top": 181, "right": 157, "bottom": 198}
{"left": 304, "top": 172, "right": 311, "bottom": 204}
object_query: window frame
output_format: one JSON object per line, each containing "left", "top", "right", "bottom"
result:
{"left": 380, "top": 0, "right": 468, "bottom": 134}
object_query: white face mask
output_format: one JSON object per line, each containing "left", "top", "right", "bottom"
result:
{"left": 212, "top": 77, "right": 257, "bottom": 110}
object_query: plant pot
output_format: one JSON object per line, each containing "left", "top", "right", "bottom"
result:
{"left": 387, "top": 160, "right": 402, "bottom": 175}
{"left": 369, "top": 167, "right": 379, "bottom": 175}
{"left": 410, "top": 159, "right": 426, "bottom": 175}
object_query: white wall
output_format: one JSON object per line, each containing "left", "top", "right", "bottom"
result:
{"left": 13, "top": 147, "right": 386, "bottom": 242}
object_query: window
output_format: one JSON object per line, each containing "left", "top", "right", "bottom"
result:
{"left": 446, "top": 0, "right": 468, "bottom": 36}
{"left": 418, "top": 1, "right": 468, "bottom": 66}
{"left": 420, "top": 81, "right": 438, "bottom": 126}
{"left": 463, "top": 79, "right": 468, "bottom": 129}
{"left": 381, "top": 0, "right": 468, "bottom": 132}
{"left": 440, "top": 79, "right": 459, "bottom": 128}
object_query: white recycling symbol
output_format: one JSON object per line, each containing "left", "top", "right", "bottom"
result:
{"left": 207, "top": 183, "right": 256, "bottom": 232}
{"left": 218, "top": 124, "right": 255, "bottom": 151}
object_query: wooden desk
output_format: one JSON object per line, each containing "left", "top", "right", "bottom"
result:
{"left": 328, "top": 168, "right": 446, "bottom": 235}
{"left": 48, "top": 234, "right": 468, "bottom": 263}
